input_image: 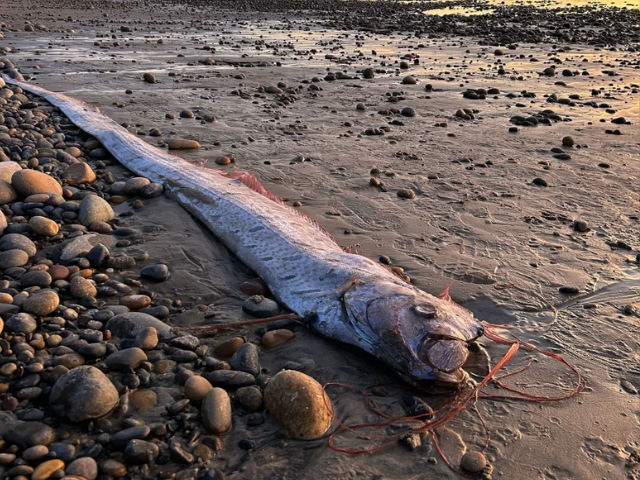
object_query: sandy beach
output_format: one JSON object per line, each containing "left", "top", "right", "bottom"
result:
{"left": 0, "top": 0, "right": 639, "bottom": 478}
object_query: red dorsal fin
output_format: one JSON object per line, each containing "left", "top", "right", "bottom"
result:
{"left": 437, "top": 286, "right": 452, "bottom": 302}
{"left": 221, "top": 170, "right": 337, "bottom": 243}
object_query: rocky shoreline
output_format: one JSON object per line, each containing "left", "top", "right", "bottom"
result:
{"left": 0, "top": 66, "right": 343, "bottom": 480}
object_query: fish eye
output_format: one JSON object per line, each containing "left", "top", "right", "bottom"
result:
{"left": 414, "top": 304, "right": 437, "bottom": 319}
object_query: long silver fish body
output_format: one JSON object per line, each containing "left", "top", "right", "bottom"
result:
{"left": 5, "top": 76, "right": 485, "bottom": 388}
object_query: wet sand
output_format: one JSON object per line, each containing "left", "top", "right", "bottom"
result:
{"left": 1, "top": 0, "right": 640, "bottom": 478}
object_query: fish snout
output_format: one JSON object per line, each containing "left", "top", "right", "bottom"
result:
{"left": 470, "top": 323, "right": 485, "bottom": 342}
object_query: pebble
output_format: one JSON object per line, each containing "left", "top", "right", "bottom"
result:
{"left": 22, "top": 445, "right": 49, "bottom": 462}
{"left": 124, "top": 177, "right": 150, "bottom": 195}
{"left": 49, "top": 366, "right": 119, "bottom": 422}
{"left": 65, "top": 457, "right": 98, "bottom": 480}
{"left": 78, "top": 195, "right": 114, "bottom": 226}
{"left": 0, "top": 233, "right": 37, "bottom": 256}
{"left": 31, "top": 459, "right": 65, "bottom": 480}
{"left": 134, "top": 326, "right": 159, "bottom": 350}
{"left": 140, "top": 264, "right": 169, "bottom": 281}
{"left": 264, "top": 370, "right": 333, "bottom": 439}
{"left": 461, "top": 451, "right": 487, "bottom": 473}
{"left": 0, "top": 179, "right": 17, "bottom": 204}
{"left": 0, "top": 249, "right": 28, "bottom": 268}
{"left": 230, "top": 342, "right": 261, "bottom": 377}
{"left": 105, "top": 312, "right": 173, "bottom": 340}
{"left": 572, "top": 220, "right": 589, "bottom": 232}
{"left": 0, "top": 414, "right": 56, "bottom": 448}
{"left": 207, "top": 370, "right": 256, "bottom": 388}
{"left": 23, "top": 290, "right": 59, "bottom": 316}
{"left": 214, "top": 337, "right": 244, "bottom": 357}
{"left": 184, "top": 375, "right": 213, "bottom": 401}
{"left": 99, "top": 459, "right": 127, "bottom": 477}
{"left": 236, "top": 386, "right": 264, "bottom": 411}
{"left": 562, "top": 136, "right": 575, "bottom": 147}
{"left": 64, "top": 163, "right": 96, "bottom": 185}
{"left": 201, "top": 387, "right": 232, "bottom": 435}
{"left": 402, "top": 75, "right": 417, "bottom": 85}
{"left": 120, "top": 295, "right": 151, "bottom": 310}
{"left": 49, "top": 444, "right": 75, "bottom": 463}
{"left": 532, "top": 177, "right": 548, "bottom": 187}
{"left": 29, "top": 217, "right": 59, "bottom": 236}
{"left": 242, "top": 295, "right": 280, "bottom": 318}
{"left": 261, "top": 329, "right": 295, "bottom": 348}
{"left": 6, "top": 313, "right": 37, "bottom": 333}
{"left": 70, "top": 276, "right": 97, "bottom": 298}
{"left": 0, "top": 161, "right": 22, "bottom": 183}
{"left": 621, "top": 379, "right": 638, "bottom": 394}
{"left": 397, "top": 188, "right": 416, "bottom": 199}
{"left": 112, "top": 426, "right": 151, "bottom": 449}
{"left": 167, "top": 138, "right": 200, "bottom": 150}
{"left": 124, "top": 439, "right": 159, "bottom": 464}
{"left": 105, "top": 347, "right": 148, "bottom": 370}
{"left": 11, "top": 170, "right": 63, "bottom": 196}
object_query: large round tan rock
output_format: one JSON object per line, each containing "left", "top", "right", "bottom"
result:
{"left": 23, "top": 290, "right": 59, "bottom": 316}
{"left": 12, "top": 170, "right": 63, "bottom": 196}
{"left": 29, "top": 217, "right": 59, "bottom": 236}
{"left": 184, "top": 375, "right": 213, "bottom": 402}
{"left": 201, "top": 387, "right": 231, "bottom": 435}
{"left": 0, "top": 179, "right": 17, "bottom": 204}
{"left": 0, "top": 161, "right": 22, "bottom": 183}
{"left": 264, "top": 370, "right": 333, "bottom": 439}
{"left": 49, "top": 366, "right": 119, "bottom": 422}
{"left": 64, "top": 163, "right": 96, "bottom": 185}
{"left": 32, "top": 459, "right": 65, "bottom": 480}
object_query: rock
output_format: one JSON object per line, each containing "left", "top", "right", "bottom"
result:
{"left": 49, "top": 444, "right": 76, "bottom": 462}
{"left": 48, "top": 265, "right": 70, "bottom": 280}
{"left": 236, "top": 386, "right": 263, "bottom": 411}
{"left": 53, "top": 234, "right": 116, "bottom": 265}
{"left": 86, "top": 244, "right": 109, "bottom": 267}
{"left": 32, "top": 459, "right": 64, "bottom": 480}
{"left": 185, "top": 375, "right": 213, "bottom": 402}
{"left": 0, "top": 234, "right": 37, "bottom": 256}
{"left": 70, "top": 276, "right": 97, "bottom": 298}
{"left": 0, "top": 249, "right": 28, "bottom": 268}
{"left": 20, "top": 271, "right": 52, "bottom": 288}
{"left": 532, "top": 177, "right": 548, "bottom": 187}
{"left": 402, "top": 76, "right": 417, "bottom": 85}
{"left": 0, "top": 211, "right": 5, "bottom": 236}
{"left": 23, "top": 290, "right": 59, "bottom": 316}
{"left": 201, "top": 388, "right": 232, "bottom": 435}
{"left": 562, "top": 136, "right": 575, "bottom": 147}
{"left": 22, "top": 445, "right": 49, "bottom": 462}
{"left": 134, "top": 327, "right": 158, "bottom": 350}
{"left": 112, "top": 426, "right": 151, "bottom": 449}
{"left": 106, "top": 312, "right": 173, "bottom": 340}
{"left": 120, "top": 295, "right": 151, "bottom": 310}
{"left": 214, "top": 337, "right": 244, "bottom": 357}
{"left": 140, "top": 264, "right": 169, "bottom": 281}
{"left": 66, "top": 457, "right": 98, "bottom": 480}
{"left": 230, "top": 343, "right": 260, "bottom": 377}
{"left": 140, "top": 183, "right": 163, "bottom": 198}
{"left": 99, "top": 459, "right": 127, "bottom": 477}
{"left": 207, "top": 370, "right": 256, "bottom": 389}
{"left": 0, "top": 161, "right": 22, "bottom": 183}
{"left": 11, "top": 170, "right": 62, "bottom": 196}
{"left": 122, "top": 177, "right": 149, "bottom": 195}
{"left": 572, "top": 220, "right": 588, "bottom": 232}
{"left": 143, "top": 73, "right": 156, "bottom": 84}
{"left": 461, "top": 451, "right": 487, "bottom": 473}
{"left": 401, "top": 107, "right": 416, "bottom": 117}
{"left": 0, "top": 413, "right": 56, "bottom": 448}
{"left": 78, "top": 196, "right": 114, "bottom": 226}
{"left": 124, "top": 439, "right": 159, "bottom": 464}
{"left": 5, "top": 313, "right": 37, "bottom": 333}
{"left": 264, "top": 85, "right": 282, "bottom": 94}
{"left": 0, "top": 179, "right": 17, "bottom": 204}
{"left": 49, "top": 366, "right": 119, "bottom": 422}
{"left": 64, "top": 163, "right": 96, "bottom": 185}
{"left": 105, "top": 347, "right": 147, "bottom": 370}
{"left": 179, "top": 110, "right": 194, "bottom": 118}
{"left": 261, "top": 329, "right": 295, "bottom": 348}
{"left": 29, "top": 217, "right": 59, "bottom": 236}
{"left": 167, "top": 139, "right": 200, "bottom": 150}
{"left": 242, "top": 295, "right": 280, "bottom": 318}
{"left": 397, "top": 188, "right": 416, "bottom": 199}
{"left": 264, "top": 370, "right": 333, "bottom": 439}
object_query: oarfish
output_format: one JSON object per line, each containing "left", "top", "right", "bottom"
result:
{"left": 4, "top": 76, "right": 485, "bottom": 388}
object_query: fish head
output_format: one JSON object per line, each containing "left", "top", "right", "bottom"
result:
{"left": 343, "top": 281, "right": 484, "bottom": 389}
